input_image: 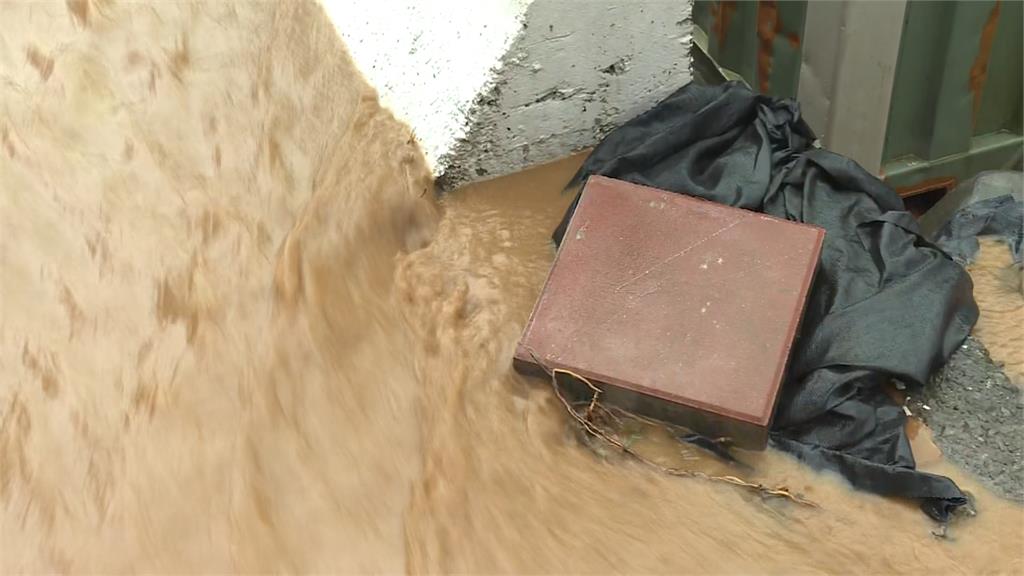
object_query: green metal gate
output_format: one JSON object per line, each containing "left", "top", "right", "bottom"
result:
{"left": 692, "top": 0, "right": 1023, "bottom": 193}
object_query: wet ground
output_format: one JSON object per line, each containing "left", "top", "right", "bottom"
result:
{"left": 912, "top": 336, "right": 1024, "bottom": 502}
{"left": 905, "top": 236, "right": 1024, "bottom": 503}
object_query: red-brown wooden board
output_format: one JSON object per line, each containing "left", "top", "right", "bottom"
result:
{"left": 514, "top": 176, "right": 825, "bottom": 449}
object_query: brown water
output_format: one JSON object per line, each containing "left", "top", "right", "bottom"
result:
{"left": 970, "top": 238, "right": 1024, "bottom": 387}
{"left": 2, "top": 1, "right": 1022, "bottom": 573}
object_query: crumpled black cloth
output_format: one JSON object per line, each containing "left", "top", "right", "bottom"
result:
{"left": 554, "top": 82, "right": 978, "bottom": 521}
{"left": 933, "top": 194, "right": 1023, "bottom": 265}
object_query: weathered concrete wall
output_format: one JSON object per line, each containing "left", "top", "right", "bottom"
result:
{"left": 438, "top": 0, "right": 693, "bottom": 188}
{"left": 322, "top": 0, "right": 693, "bottom": 188}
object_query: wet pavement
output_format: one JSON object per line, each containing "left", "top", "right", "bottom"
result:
{"left": 911, "top": 336, "right": 1024, "bottom": 502}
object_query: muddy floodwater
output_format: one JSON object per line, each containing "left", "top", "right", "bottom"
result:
{"left": 2, "top": 1, "right": 1022, "bottom": 573}
{"left": 970, "top": 238, "right": 1024, "bottom": 387}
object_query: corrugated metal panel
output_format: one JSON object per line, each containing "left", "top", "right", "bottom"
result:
{"left": 692, "top": 0, "right": 805, "bottom": 99}
{"left": 692, "top": 0, "right": 1023, "bottom": 192}
{"left": 799, "top": 0, "right": 907, "bottom": 174}
{"left": 882, "top": 0, "right": 1023, "bottom": 191}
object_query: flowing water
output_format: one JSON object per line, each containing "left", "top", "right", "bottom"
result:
{"left": 2, "top": 1, "right": 1022, "bottom": 573}
{"left": 970, "top": 238, "right": 1024, "bottom": 387}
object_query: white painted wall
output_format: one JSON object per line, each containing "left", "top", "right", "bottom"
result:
{"left": 320, "top": 0, "right": 531, "bottom": 171}
{"left": 322, "top": 0, "right": 694, "bottom": 186}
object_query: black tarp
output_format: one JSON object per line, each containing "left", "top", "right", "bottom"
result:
{"left": 554, "top": 82, "right": 978, "bottom": 521}
{"left": 933, "top": 194, "right": 1023, "bottom": 265}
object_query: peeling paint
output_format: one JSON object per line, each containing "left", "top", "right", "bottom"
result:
{"left": 600, "top": 56, "right": 631, "bottom": 76}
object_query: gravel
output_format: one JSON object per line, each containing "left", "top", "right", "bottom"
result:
{"left": 907, "top": 336, "right": 1024, "bottom": 503}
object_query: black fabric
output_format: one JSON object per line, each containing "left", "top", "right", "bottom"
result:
{"left": 933, "top": 194, "right": 1023, "bottom": 265}
{"left": 554, "top": 82, "right": 978, "bottom": 521}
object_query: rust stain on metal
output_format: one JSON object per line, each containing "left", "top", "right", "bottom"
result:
{"left": 710, "top": 1, "right": 738, "bottom": 50}
{"left": 755, "top": 0, "right": 799, "bottom": 94}
{"left": 895, "top": 176, "right": 957, "bottom": 199}
{"left": 969, "top": 0, "right": 1002, "bottom": 128}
